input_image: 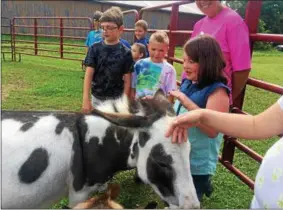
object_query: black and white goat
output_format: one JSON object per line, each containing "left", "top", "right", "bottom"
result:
{"left": 2, "top": 90, "right": 200, "bottom": 209}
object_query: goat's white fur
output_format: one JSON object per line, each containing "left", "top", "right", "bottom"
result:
{"left": 2, "top": 95, "right": 200, "bottom": 209}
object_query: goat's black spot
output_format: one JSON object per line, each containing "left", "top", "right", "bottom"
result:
{"left": 112, "top": 103, "right": 119, "bottom": 113}
{"left": 18, "top": 148, "right": 49, "bottom": 183}
{"left": 144, "top": 201, "right": 158, "bottom": 209}
{"left": 20, "top": 122, "right": 34, "bottom": 132}
{"left": 54, "top": 113, "right": 78, "bottom": 132}
{"left": 146, "top": 144, "right": 175, "bottom": 197}
{"left": 131, "top": 142, "right": 139, "bottom": 159}
{"left": 72, "top": 115, "right": 88, "bottom": 191}
{"left": 83, "top": 125, "right": 134, "bottom": 186}
{"left": 55, "top": 121, "right": 65, "bottom": 135}
{"left": 139, "top": 131, "right": 150, "bottom": 147}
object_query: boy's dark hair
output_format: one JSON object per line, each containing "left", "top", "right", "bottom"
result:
{"left": 93, "top": 11, "right": 103, "bottom": 21}
{"left": 99, "top": 7, "right": 123, "bottom": 27}
{"left": 133, "top": 43, "right": 147, "bottom": 58}
{"left": 135, "top": 20, "right": 148, "bottom": 31}
{"left": 184, "top": 34, "right": 227, "bottom": 88}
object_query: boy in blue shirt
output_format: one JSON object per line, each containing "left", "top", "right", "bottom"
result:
{"left": 85, "top": 11, "right": 131, "bottom": 50}
{"left": 120, "top": 38, "right": 131, "bottom": 49}
{"left": 85, "top": 11, "right": 103, "bottom": 50}
{"left": 134, "top": 20, "right": 149, "bottom": 57}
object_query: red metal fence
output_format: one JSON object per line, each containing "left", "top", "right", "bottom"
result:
{"left": 11, "top": 17, "right": 93, "bottom": 62}
{"left": 1, "top": 17, "right": 15, "bottom": 61}
{"left": 141, "top": 0, "right": 283, "bottom": 190}
{"left": 1, "top": 10, "right": 139, "bottom": 64}
{"left": 1, "top": 0, "right": 283, "bottom": 190}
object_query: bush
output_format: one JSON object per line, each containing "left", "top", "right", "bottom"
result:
{"left": 253, "top": 19, "right": 273, "bottom": 51}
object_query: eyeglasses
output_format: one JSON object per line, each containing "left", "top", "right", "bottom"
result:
{"left": 100, "top": 26, "right": 118, "bottom": 31}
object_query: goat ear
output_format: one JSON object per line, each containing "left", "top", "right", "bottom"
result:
{"left": 90, "top": 108, "right": 160, "bottom": 128}
{"left": 153, "top": 89, "right": 167, "bottom": 102}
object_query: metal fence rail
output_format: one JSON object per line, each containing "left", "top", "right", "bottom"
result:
{"left": 1, "top": 17, "right": 14, "bottom": 61}
{"left": 161, "top": 0, "right": 283, "bottom": 190}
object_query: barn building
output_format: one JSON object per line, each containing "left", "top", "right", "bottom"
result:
{"left": 1, "top": 0, "right": 204, "bottom": 45}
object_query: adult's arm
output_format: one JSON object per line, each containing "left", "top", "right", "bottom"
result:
{"left": 166, "top": 97, "right": 283, "bottom": 142}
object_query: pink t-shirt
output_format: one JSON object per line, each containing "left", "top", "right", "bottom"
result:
{"left": 181, "top": 7, "right": 251, "bottom": 101}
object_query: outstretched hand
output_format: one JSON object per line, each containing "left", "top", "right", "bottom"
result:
{"left": 165, "top": 110, "right": 203, "bottom": 143}
{"left": 169, "top": 90, "right": 186, "bottom": 101}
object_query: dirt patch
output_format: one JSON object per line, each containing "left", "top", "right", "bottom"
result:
{"left": 2, "top": 80, "right": 26, "bottom": 101}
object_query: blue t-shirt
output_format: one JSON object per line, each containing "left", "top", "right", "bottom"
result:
{"left": 174, "top": 79, "right": 230, "bottom": 175}
{"left": 85, "top": 29, "right": 103, "bottom": 47}
{"left": 120, "top": 38, "right": 131, "bottom": 49}
{"left": 135, "top": 37, "right": 149, "bottom": 57}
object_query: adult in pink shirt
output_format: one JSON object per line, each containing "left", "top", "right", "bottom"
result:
{"left": 181, "top": 0, "right": 251, "bottom": 104}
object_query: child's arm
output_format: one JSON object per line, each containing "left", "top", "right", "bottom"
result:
{"left": 123, "top": 73, "right": 131, "bottom": 98}
{"left": 131, "top": 88, "right": 136, "bottom": 100}
{"left": 123, "top": 50, "right": 134, "bottom": 98}
{"left": 171, "top": 88, "right": 229, "bottom": 138}
{"left": 82, "top": 67, "right": 95, "bottom": 113}
{"left": 82, "top": 45, "right": 97, "bottom": 113}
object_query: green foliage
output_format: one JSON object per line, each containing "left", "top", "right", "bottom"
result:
{"left": 226, "top": 0, "right": 282, "bottom": 50}
{"left": 260, "top": 1, "right": 283, "bottom": 35}
{"left": 253, "top": 19, "right": 273, "bottom": 51}
{"left": 227, "top": 0, "right": 283, "bottom": 34}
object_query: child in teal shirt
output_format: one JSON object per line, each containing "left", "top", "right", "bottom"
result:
{"left": 170, "top": 35, "right": 230, "bottom": 201}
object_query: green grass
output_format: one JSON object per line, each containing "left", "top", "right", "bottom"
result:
{"left": 2, "top": 40, "right": 283, "bottom": 208}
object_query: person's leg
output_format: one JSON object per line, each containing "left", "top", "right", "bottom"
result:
{"left": 204, "top": 175, "right": 213, "bottom": 197}
{"left": 192, "top": 175, "right": 213, "bottom": 201}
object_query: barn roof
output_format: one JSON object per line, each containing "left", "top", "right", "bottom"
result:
{"left": 95, "top": 1, "right": 203, "bottom": 16}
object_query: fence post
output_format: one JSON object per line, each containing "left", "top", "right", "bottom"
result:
{"left": 167, "top": 4, "right": 179, "bottom": 65}
{"left": 11, "top": 18, "right": 15, "bottom": 61}
{"left": 233, "top": 0, "right": 262, "bottom": 109}
{"left": 34, "top": 18, "right": 38, "bottom": 55}
{"left": 60, "top": 18, "right": 64, "bottom": 58}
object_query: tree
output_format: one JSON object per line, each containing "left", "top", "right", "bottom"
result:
{"left": 226, "top": 0, "right": 283, "bottom": 34}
